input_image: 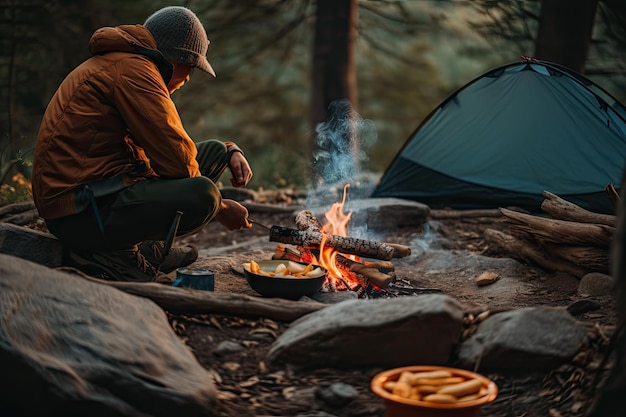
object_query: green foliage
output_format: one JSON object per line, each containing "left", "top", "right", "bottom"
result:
{"left": 0, "top": 173, "right": 32, "bottom": 206}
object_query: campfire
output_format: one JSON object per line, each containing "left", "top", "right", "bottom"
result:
{"left": 268, "top": 185, "right": 414, "bottom": 297}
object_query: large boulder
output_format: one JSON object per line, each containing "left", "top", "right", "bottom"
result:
{"left": 267, "top": 294, "right": 464, "bottom": 369}
{"left": 457, "top": 306, "right": 590, "bottom": 374}
{"left": 0, "top": 254, "right": 216, "bottom": 416}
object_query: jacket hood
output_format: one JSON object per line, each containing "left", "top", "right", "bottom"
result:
{"left": 89, "top": 24, "right": 173, "bottom": 84}
{"left": 89, "top": 24, "right": 158, "bottom": 56}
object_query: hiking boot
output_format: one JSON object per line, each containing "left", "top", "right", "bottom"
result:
{"left": 138, "top": 240, "right": 198, "bottom": 274}
{"left": 66, "top": 246, "right": 165, "bottom": 282}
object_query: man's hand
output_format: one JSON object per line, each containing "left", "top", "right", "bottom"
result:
{"left": 229, "top": 152, "right": 253, "bottom": 187}
{"left": 216, "top": 199, "right": 252, "bottom": 230}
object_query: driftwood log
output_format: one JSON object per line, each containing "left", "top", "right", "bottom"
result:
{"left": 541, "top": 191, "right": 616, "bottom": 227}
{"left": 69, "top": 272, "right": 326, "bottom": 322}
{"left": 484, "top": 228, "right": 588, "bottom": 278}
{"left": 542, "top": 242, "right": 610, "bottom": 273}
{"left": 500, "top": 208, "right": 614, "bottom": 248}
{"left": 487, "top": 192, "right": 616, "bottom": 277}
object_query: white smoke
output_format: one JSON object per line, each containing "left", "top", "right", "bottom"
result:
{"left": 308, "top": 99, "right": 377, "bottom": 207}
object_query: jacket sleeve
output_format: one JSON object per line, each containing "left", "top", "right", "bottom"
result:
{"left": 112, "top": 56, "right": 201, "bottom": 178}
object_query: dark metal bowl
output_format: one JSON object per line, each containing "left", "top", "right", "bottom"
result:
{"left": 243, "top": 260, "right": 327, "bottom": 300}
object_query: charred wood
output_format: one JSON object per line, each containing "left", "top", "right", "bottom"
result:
{"left": 335, "top": 254, "right": 393, "bottom": 288}
{"left": 269, "top": 225, "right": 398, "bottom": 260}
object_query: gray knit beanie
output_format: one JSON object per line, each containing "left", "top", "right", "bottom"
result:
{"left": 144, "top": 6, "right": 215, "bottom": 77}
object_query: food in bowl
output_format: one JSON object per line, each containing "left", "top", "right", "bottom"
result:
{"left": 243, "top": 260, "right": 325, "bottom": 278}
{"left": 371, "top": 365, "right": 497, "bottom": 417}
{"left": 242, "top": 260, "right": 327, "bottom": 299}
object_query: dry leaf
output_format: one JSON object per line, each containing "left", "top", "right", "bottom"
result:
{"left": 209, "top": 316, "right": 222, "bottom": 330}
{"left": 249, "top": 328, "right": 277, "bottom": 338}
{"left": 217, "top": 390, "right": 238, "bottom": 400}
{"left": 282, "top": 386, "right": 297, "bottom": 400}
{"left": 239, "top": 376, "right": 260, "bottom": 388}
{"left": 476, "top": 271, "right": 499, "bottom": 286}
{"left": 222, "top": 362, "right": 241, "bottom": 371}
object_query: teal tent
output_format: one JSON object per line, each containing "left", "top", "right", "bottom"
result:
{"left": 371, "top": 59, "right": 626, "bottom": 214}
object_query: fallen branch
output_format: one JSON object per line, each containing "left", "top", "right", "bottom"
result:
{"left": 501, "top": 208, "right": 615, "bottom": 248}
{"left": 430, "top": 208, "right": 505, "bottom": 219}
{"left": 484, "top": 228, "right": 588, "bottom": 278}
{"left": 542, "top": 242, "right": 609, "bottom": 273}
{"left": 541, "top": 191, "right": 616, "bottom": 227}
{"left": 63, "top": 269, "right": 326, "bottom": 322}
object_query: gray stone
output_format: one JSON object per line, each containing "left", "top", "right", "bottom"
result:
{"left": 457, "top": 307, "right": 589, "bottom": 374}
{"left": 567, "top": 299, "right": 601, "bottom": 316}
{"left": 577, "top": 272, "right": 615, "bottom": 296}
{"left": 315, "top": 382, "right": 359, "bottom": 406}
{"left": 267, "top": 294, "right": 464, "bottom": 369}
{"left": 0, "top": 222, "right": 63, "bottom": 267}
{"left": 0, "top": 254, "right": 216, "bottom": 416}
{"left": 214, "top": 340, "right": 245, "bottom": 356}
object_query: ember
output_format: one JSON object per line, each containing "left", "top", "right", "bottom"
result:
{"left": 270, "top": 184, "right": 433, "bottom": 298}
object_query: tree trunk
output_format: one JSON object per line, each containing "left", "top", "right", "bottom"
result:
{"left": 534, "top": 0, "right": 598, "bottom": 72}
{"left": 310, "top": 0, "right": 358, "bottom": 129}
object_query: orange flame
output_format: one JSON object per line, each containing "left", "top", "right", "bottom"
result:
{"left": 318, "top": 184, "right": 362, "bottom": 289}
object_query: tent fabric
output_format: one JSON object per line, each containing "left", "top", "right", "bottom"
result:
{"left": 371, "top": 60, "right": 626, "bottom": 214}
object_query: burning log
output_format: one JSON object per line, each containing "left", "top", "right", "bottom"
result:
{"left": 335, "top": 254, "right": 393, "bottom": 288}
{"left": 269, "top": 225, "right": 400, "bottom": 260}
{"left": 294, "top": 209, "right": 412, "bottom": 259}
{"left": 362, "top": 260, "right": 395, "bottom": 273}
{"left": 272, "top": 244, "right": 303, "bottom": 262}
{"left": 295, "top": 210, "right": 323, "bottom": 232}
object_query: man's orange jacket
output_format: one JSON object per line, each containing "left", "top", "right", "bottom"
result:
{"left": 33, "top": 24, "right": 224, "bottom": 220}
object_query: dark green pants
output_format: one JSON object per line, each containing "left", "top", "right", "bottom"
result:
{"left": 46, "top": 140, "right": 230, "bottom": 251}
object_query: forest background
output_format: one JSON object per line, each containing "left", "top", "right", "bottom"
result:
{"left": 1, "top": 0, "right": 625, "bottom": 200}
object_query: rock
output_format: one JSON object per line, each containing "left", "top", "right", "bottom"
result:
{"left": 567, "top": 299, "right": 602, "bottom": 316}
{"left": 577, "top": 272, "right": 614, "bottom": 297}
{"left": 267, "top": 294, "right": 464, "bottom": 369}
{"left": 0, "top": 254, "right": 217, "bottom": 416}
{"left": 214, "top": 340, "right": 245, "bottom": 356}
{"left": 457, "top": 307, "right": 589, "bottom": 374}
{"left": 315, "top": 382, "right": 359, "bottom": 406}
{"left": 0, "top": 222, "right": 63, "bottom": 267}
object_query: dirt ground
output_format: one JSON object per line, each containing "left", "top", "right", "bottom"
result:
{"left": 167, "top": 203, "right": 617, "bottom": 417}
